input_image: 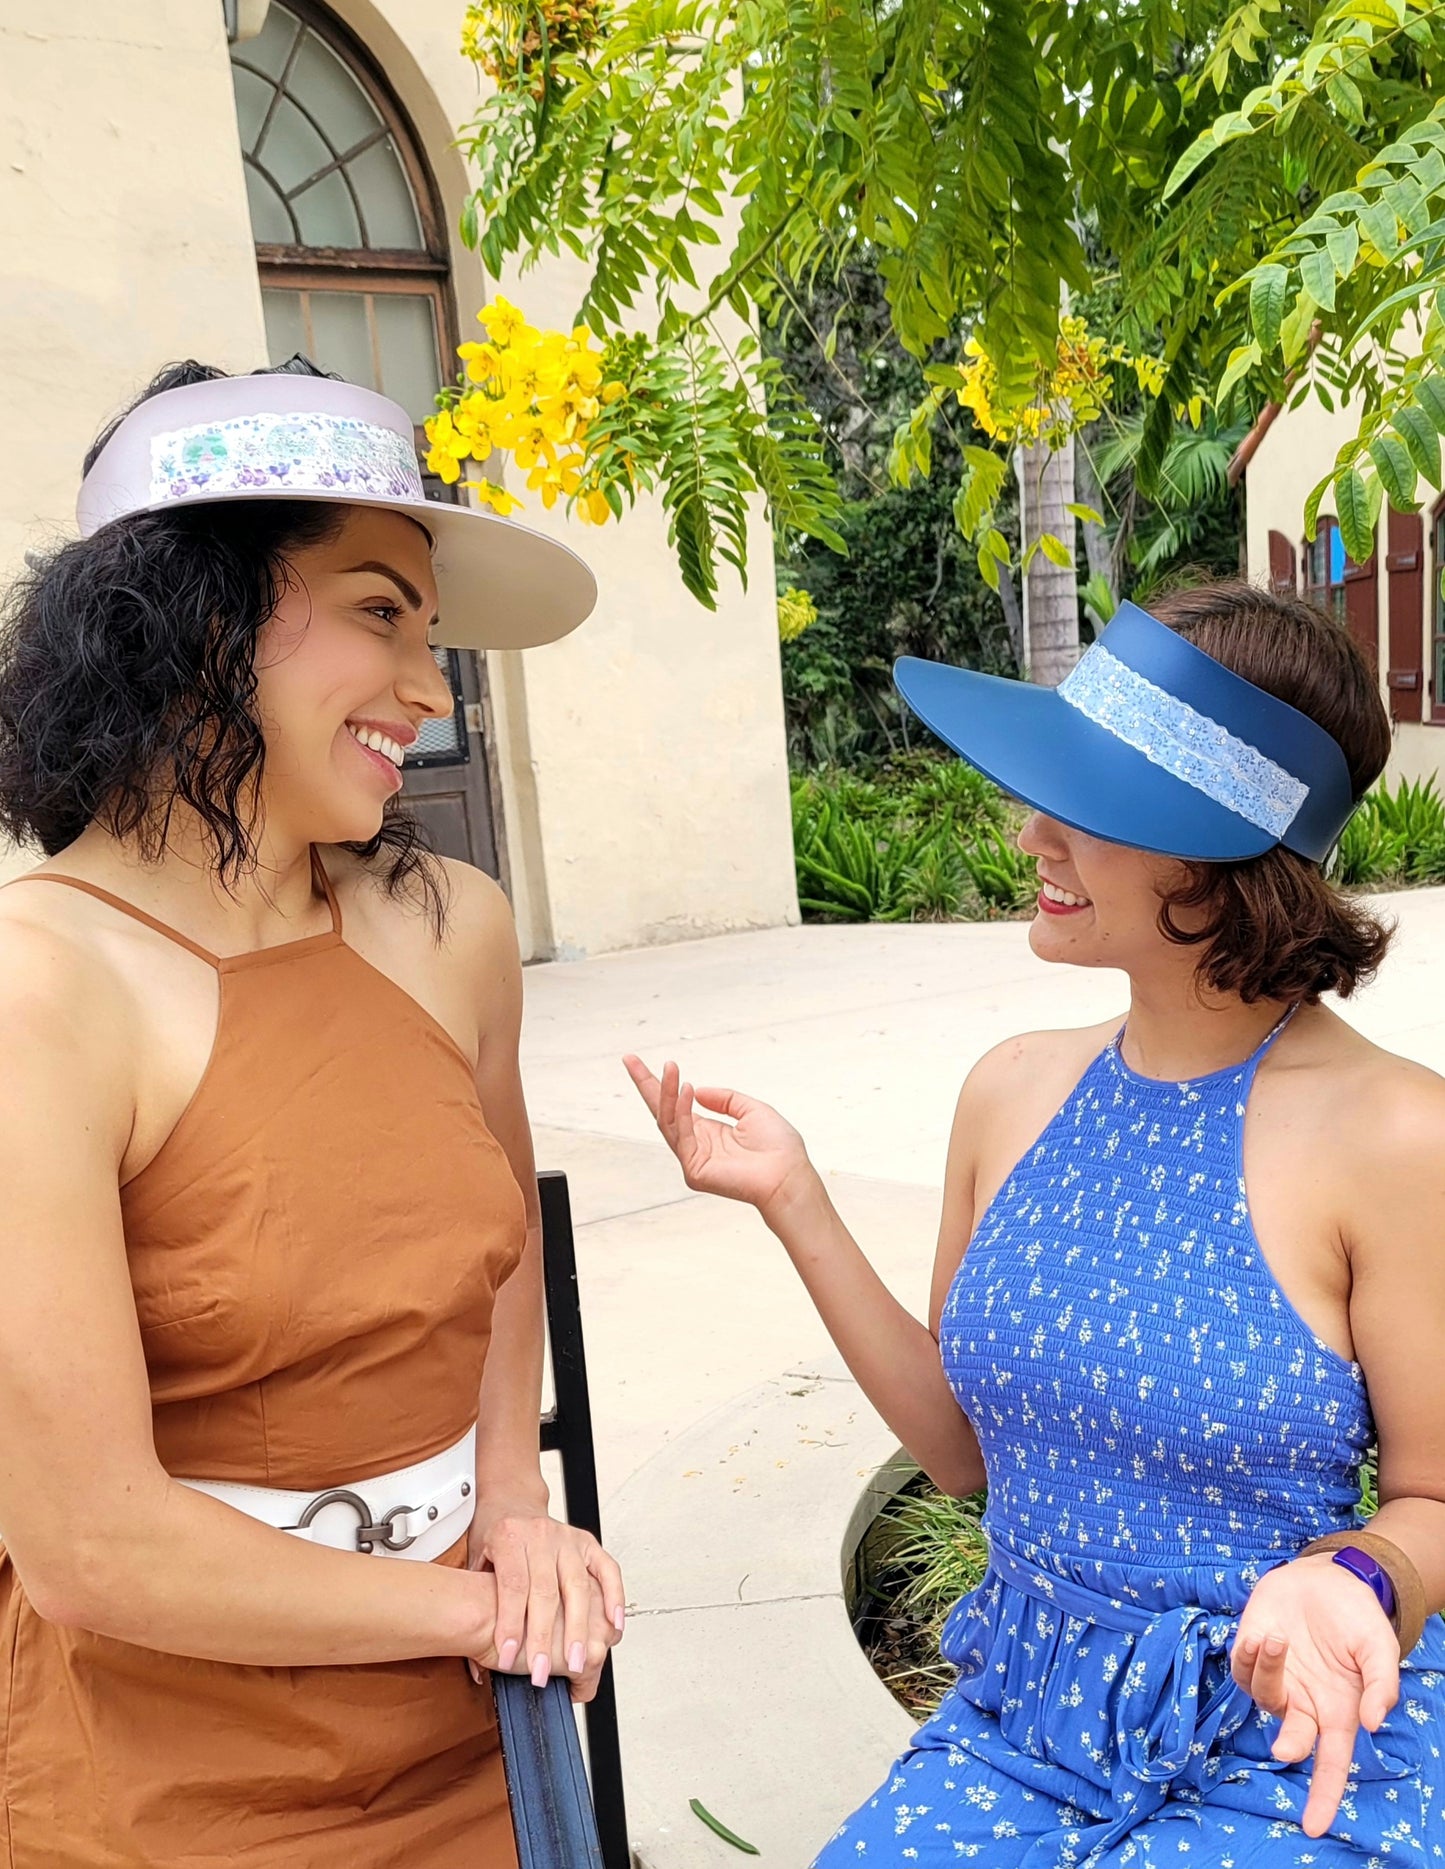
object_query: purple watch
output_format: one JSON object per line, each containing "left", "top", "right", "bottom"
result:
{"left": 1331, "top": 1546, "right": 1397, "bottom": 1624}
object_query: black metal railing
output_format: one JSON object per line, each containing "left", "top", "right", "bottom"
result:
{"left": 492, "top": 1171, "right": 629, "bottom": 1869}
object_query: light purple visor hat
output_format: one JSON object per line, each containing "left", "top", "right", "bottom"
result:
{"left": 76, "top": 372, "right": 597, "bottom": 651}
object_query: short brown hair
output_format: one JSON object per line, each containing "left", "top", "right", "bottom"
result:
{"left": 1145, "top": 580, "right": 1392, "bottom": 1004}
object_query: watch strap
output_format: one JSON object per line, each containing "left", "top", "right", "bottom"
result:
{"left": 1299, "top": 1527, "right": 1427, "bottom": 1656}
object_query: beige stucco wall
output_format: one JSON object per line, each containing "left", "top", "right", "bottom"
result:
{"left": 0, "top": 0, "right": 800, "bottom": 952}
{"left": 1244, "top": 389, "right": 1445, "bottom": 791}
{"left": 0, "top": 0, "right": 268, "bottom": 885}
{"left": 344, "top": 0, "right": 797, "bottom": 957}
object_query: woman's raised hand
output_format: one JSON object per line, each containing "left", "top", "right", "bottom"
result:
{"left": 1231, "top": 1552, "right": 1402, "bottom": 1837}
{"left": 623, "top": 1056, "right": 815, "bottom": 1216}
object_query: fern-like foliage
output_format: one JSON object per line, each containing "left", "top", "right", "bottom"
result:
{"left": 449, "top": 0, "right": 1445, "bottom": 600}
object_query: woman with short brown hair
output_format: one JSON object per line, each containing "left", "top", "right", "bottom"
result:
{"left": 631, "top": 581, "right": 1445, "bottom": 1865}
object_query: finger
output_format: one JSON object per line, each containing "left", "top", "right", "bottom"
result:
{"left": 558, "top": 1551, "right": 593, "bottom": 1679}
{"left": 1358, "top": 1642, "right": 1400, "bottom": 1730}
{"left": 1246, "top": 1634, "right": 1290, "bottom": 1715}
{"left": 657, "top": 1061, "right": 680, "bottom": 1145}
{"left": 525, "top": 1563, "right": 562, "bottom": 1688}
{"left": 489, "top": 1546, "right": 530, "bottom": 1676}
{"left": 572, "top": 1595, "right": 615, "bottom": 1704}
{"left": 675, "top": 1081, "right": 699, "bottom": 1165}
{"left": 588, "top": 1548, "right": 626, "bottom": 1637}
{"left": 1230, "top": 1628, "right": 1263, "bottom": 1696}
{"left": 621, "top": 1054, "right": 662, "bottom": 1116}
{"left": 1271, "top": 1700, "right": 1319, "bottom": 1766}
{"left": 1300, "top": 1715, "right": 1357, "bottom": 1838}
{"left": 691, "top": 1085, "right": 748, "bottom": 1120}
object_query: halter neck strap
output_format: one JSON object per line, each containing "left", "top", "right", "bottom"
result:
{"left": 5, "top": 846, "right": 342, "bottom": 965}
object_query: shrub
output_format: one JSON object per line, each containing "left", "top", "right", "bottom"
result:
{"left": 791, "top": 759, "right": 1032, "bottom": 924}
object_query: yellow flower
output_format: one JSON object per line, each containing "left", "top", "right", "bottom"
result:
{"left": 465, "top": 477, "right": 522, "bottom": 516}
{"left": 600, "top": 380, "right": 626, "bottom": 405}
{"left": 477, "top": 295, "right": 527, "bottom": 348}
{"left": 576, "top": 486, "right": 612, "bottom": 525}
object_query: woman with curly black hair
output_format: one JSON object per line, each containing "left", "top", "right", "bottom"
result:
{"left": 0, "top": 357, "right": 620, "bottom": 1866}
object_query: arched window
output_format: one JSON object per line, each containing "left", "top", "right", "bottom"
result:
{"left": 230, "top": 0, "right": 452, "bottom": 430}
{"left": 230, "top": 2, "right": 501, "bottom": 875}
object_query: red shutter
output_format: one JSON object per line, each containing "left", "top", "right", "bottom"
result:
{"left": 1385, "top": 509, "right": 1425, "bottom": 723}
{"left": 1267, "top": 529, "right": 1297, "bottom": 595}
{"left": 1342, "top": 551, "right": 1379, "bottom": 675}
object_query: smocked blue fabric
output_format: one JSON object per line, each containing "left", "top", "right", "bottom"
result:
{"left": 815, "top": 1022, "right": 1445, "bottom": 1865}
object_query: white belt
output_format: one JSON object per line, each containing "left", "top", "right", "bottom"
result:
{"left": 177, "top": 1426, "right": 477, "bottom": 1564}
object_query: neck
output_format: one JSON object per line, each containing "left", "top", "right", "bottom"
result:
{"left": 68, "top": 808, "right": 325, "bottom": 948}
{"left": 1118, "top": 966, "right": 1295, "bottom": 1080}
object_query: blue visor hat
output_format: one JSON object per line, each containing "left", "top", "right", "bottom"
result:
{"left": 894, "top": 601, "right": 1356, "bottom": 863}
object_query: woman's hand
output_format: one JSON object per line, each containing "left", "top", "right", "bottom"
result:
{"left": 1231, "top": 1552, "right": 1401, "bottom": 1837}
{"left": 467, "top": 1505, "right": 625, "bottom": 1703}
{"left": 623, "top": 1056, "right": 816, "bottom": 1217}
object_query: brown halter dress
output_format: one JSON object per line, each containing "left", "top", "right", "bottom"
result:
{"left": 0, "top": 850, "right": 523, "bottom": 1867}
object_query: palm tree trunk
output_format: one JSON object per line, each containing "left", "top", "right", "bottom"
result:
{"left": 1017, "top": 433, "right": 1081, "bottom": 688}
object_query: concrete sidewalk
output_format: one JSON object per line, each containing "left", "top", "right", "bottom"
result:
{"left": 520, "top": 889, "right": 1445, "bottom": 1863}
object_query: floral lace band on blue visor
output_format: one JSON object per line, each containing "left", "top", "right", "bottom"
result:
{"left": 892, "top": 601, "right": 1357, "bottom": 863}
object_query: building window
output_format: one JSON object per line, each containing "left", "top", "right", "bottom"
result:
{"left": 229, "top": 0, "right": 453, "bottom": 430}
{"left": 1303, "top": 518, "right": 1348, "bottom": 621}
{"left": 1433, "top": 504, "right": 1445, "bottom": 717}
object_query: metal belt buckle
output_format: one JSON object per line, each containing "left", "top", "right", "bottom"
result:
{"left": 293, "top": 1486, "right": 419, "bottom": 1554}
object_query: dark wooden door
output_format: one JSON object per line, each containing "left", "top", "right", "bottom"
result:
{"left": 400, "top": 649, "right": 500, "bottom": 878}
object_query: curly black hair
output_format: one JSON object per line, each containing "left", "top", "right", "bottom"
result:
{"left": 0, "top": 357, "right": 445, "bottom": 925}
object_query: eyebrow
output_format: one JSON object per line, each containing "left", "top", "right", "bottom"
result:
{"left": 337, "top": 560, "right": 435, "bottom": 621}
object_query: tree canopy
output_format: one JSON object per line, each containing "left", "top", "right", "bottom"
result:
{"left": 441, "top": 0, "right": 1445, "bottom": 605}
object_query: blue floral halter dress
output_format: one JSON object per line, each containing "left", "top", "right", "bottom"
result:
{"left": 815, "top": 1017, "right": 1445, "bottom": 1865}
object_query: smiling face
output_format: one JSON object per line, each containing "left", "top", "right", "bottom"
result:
{"left": 1016, "top": 810, "right": 1203, "bottom": 974}
{"left": 251, "top": 506, "right": 455, "bottom": 848}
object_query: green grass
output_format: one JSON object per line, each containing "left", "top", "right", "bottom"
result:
{"left": 1331, "top": 775, "right": 1445, "bottom": 887}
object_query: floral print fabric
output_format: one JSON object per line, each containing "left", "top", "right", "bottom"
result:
{"left": 816, "top": 1027, "right": 1445, "bottom": 1864}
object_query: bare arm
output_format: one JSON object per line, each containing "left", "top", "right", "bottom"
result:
{"left": 450, "top": 865, "right": 623, "bottom": 1697}
{"left": 624, "top": 1056, "right": 986, "bottom": 1496}
{"left": 1347, "top": 1069, "right": 1445, "bottom": 1613}
{"left": 0, "top": 922, "right": 511, "bottom": 1670}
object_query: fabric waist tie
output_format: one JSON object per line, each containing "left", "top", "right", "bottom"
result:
{"left": 988, "top": 1539, "right": 1256, "bottom": 1850}
{"left": 176, "top": 1426, "right": 477, "bottom": 1564}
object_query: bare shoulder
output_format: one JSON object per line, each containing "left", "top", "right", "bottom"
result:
{"left": 956, "top": 1018, "right": 1120, "bottom": 1119}
{"left": 435, "top": 855, "right": 517, "bottom": 955}
{"left": 0, "top": 890, "right": 135, "bottom": 1148}
{"left": 1285, "top": 1006, "right": 1445, "bottom": 1161}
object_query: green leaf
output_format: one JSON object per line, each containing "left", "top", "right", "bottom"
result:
{"left": 1037, "top": 531, "right": 1075, "bottom": 568}
{"left": 976, "top": 543, "right": 1002, "bottom": 590}
{"left": 1065, "top": 502, "right": 1106, "bottom": 526}
{"left": 1415, "top": 375, "right": 1445, "bottom": 433}
{"left": 1335, "top": 466, "right": 1378, "bottom": 564}
{"left": 1360, "top": 202, "right": 1402, "bottom": 259}
{"left": 1217, "top": 340, "right": 1263, "bottom": 408}
{"left": 1368, "top": 433, "right": 1418, "bottom": 509}
{"left": 1299, "top": 245, "right": 1337, "bottom": 313}
{"left": 1392, "top": 406, "right": 1440, "bottom": 486}
{"left": 984, "top": 526, "right": 1011, "bottom": 566}
{"left": 1325, "top": 71, "right": 1365, "bottom": 125}
{"left": 1250, "top": 264, "right": 1289, "bottom": 352}
{"left": 1163, "top": 129, "right": 1219, "bottom": 199}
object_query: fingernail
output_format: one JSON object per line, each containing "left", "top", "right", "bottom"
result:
{"left": 468, "top": 1659, "right": 484, "bottom": 1685}
{"left": 498, "top": 1638, "right": 520, "bottom": 1672}
{"left": 531, "top": 1654, "right": 550, "bottom": 1688}
{"left": 569, "top": 1642, "right": 585, "bottom": 1674}
{"left": 613, "top": 1605, "right": 626, "bottom": 1633}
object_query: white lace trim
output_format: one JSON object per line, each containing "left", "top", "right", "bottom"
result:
{"left": 1058, "top": 646, "right": 1308, "bottom": 837}
{"left": 150, "top": 413, "right": 423, "bottom": 504}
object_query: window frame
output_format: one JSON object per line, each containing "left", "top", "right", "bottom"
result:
{"left": 1301, "top": 516, "right": 1349, "bottom": 622}
{"left": 233, "top": 0, "right": 461, "bottom": 406}
{"left": 1431, "top": 496, "right": 1445, "bottom": 722}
